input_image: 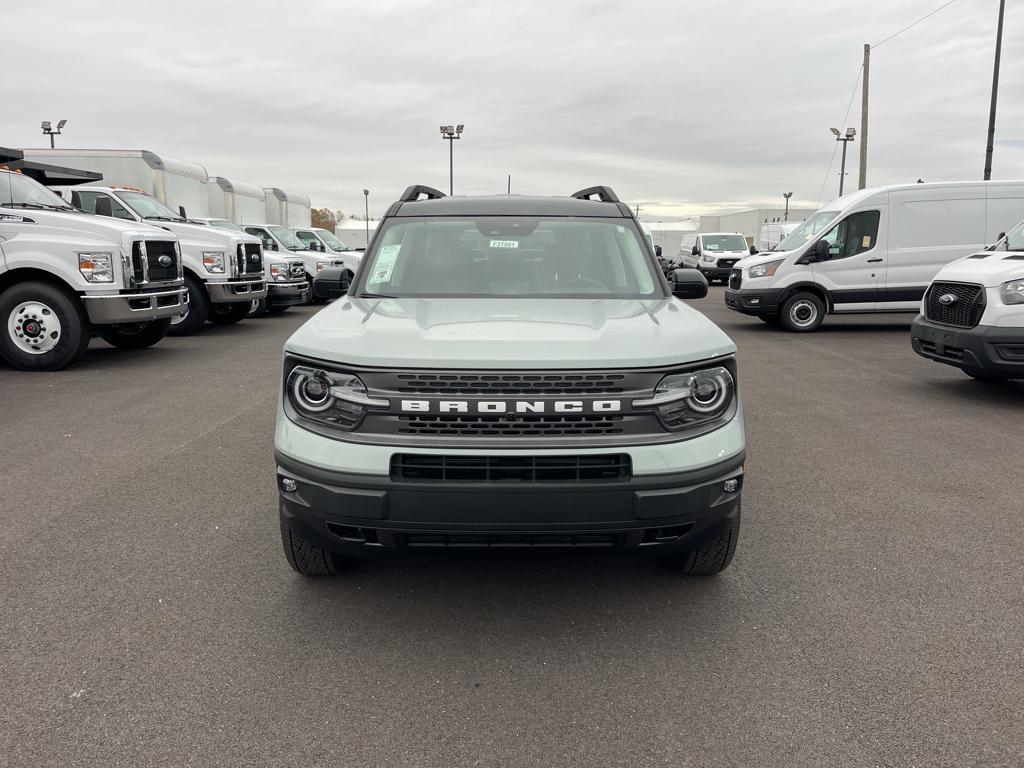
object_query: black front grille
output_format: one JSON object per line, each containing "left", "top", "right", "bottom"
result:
{"left": 397, "top": 413, "right": 625, "bottom": 437}
{"left": 146, "top": 241, "right": 178, "bottom": 282}
{"left": 394, "top": 372, "right": 627, "bottom": 394}
{"left": 924, "top": 282, "right": 985, "bottom": 328}
{"left": 289, "top": 262, "right": 305, "bottom": 279}
{"left": 391, "top": 454, "right": 631, "bottom": 483}
{"left": 717, "top": 258, "right": 739, "bottom": 269}
{"left": 918, "top": 340, "right": 964, "bottom": 361}
{"left": 237, "top": 243, "right": 263, "bottom": 274}
{"left": 729, "top": 270, "right": 742, "bottom": 290}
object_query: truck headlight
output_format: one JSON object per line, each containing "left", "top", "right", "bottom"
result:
{"left": 633, "top": 365, "right": 736, "bottom": 433}
{"left": 285, "top": 363, "right": 388, "bottom": 432}
{"left": 316, "top": 262, "right": 329, "bottom": 272}
{"left": 999, "top": 279, "right": 1024, "bottom": 305}
{"left": 749, "top": 259, "right": 784, "bottom": 278}
{"left": 269, "top": 263, "right": 289, "bottom": 282}
{"left": 78, "top": 252, "right": 114, "bottom": 283}
{"left": 702, "top": 253, "right": 716, "bottom": 263}
{"left": 202, "top": 251, "right": 226, "bottom": 273}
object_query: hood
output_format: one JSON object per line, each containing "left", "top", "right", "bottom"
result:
{"left": 285, "top": 297, "right": 736, "bottom": 369}
{"left": 933, "top": 251, "right": 1024, "bottom": 287}
{"left": 2, "top": 207, "right": 174, "bottom": 244}
{"left": 152, "top": 220, "right": 259, "bottom": 247}
{"left": 736, "top": 249, "right": 797, "bottom": 270}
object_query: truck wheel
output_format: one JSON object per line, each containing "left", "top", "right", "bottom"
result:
{"left": 167, "top": 275, "right": 209, "bottom": 336}
{"left": 0, "top": 281, "right": 90, "bottom": 371}
{"left": 248, "top": 298, "right": 267, "bottom": 318}
{"left": 780, "top": 292, "right": 825, "bottom": 332}
{"left": 280, "top": 521, "right": 350, "bottom": 576}
{"left": 208, "top": 302, "right": 250, "bottom": 325}
{"left": 98, "top": 318, "right": 172, "bottom": 349}
{"left": 663, "top": 512, "right": 740, "bottom": 576}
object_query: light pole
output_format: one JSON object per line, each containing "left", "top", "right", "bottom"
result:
{"left": 783, "top": 192, "right": 793, "bottom": 221}
{"left": 831, "top": 127, "right": 856, "bottom": 196}
{"left": 363, "top": 189, "right": 369, "bottom": 247}
{"left": 984, "top": 0, "right": 1006, "bottom": 180}
{"left": 440, "top": 124, "right": 463, "bottom": 195}
{"left": 41, "top": 119, "right": 67, "bottom": 148}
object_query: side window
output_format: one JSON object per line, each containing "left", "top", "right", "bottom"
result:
{"left": 821, "top": 210, "right": 880, "bottom": 260}
{"left": 245, "top": 227, "right": 276, "bottom": 251}
{"left": 75, "top": 191, "right": 133, "bottom": 221}
{"left": 295, "top": 231, "right": 319, "bottom": 250}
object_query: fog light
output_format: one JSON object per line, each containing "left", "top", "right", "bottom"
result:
{"left": 723, "top": 478, "right": 739, "bottom": 493}
{"left": 280, "top": 477, "right": 298, "bottom": 493}
{"left": 748, "top": 297, "right": 762, "bottom": 305}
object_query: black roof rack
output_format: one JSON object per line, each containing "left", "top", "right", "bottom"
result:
{"left": 399, "top": 185, "right": 446, "bottom": 203}
{"left": 571, "top": 186, "right": 620, "bottom": 203}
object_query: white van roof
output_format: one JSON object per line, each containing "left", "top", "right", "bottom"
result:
{"left": 823, "top": 180, "right": 1024, "bottom": 210}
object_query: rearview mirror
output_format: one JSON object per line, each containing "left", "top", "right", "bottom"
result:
{"left": 313, "top": 266, "right": 350, "bottom": 299}
{"left": 813, "top": 239, "right": 830, "bottom": 262}
{"left": 671, "top": 268, "right": 708, "bottom": 300}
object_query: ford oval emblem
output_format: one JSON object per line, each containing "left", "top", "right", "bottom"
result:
{"left": 937, "top": 293, "right": 958, "bottom": 306}
{"left": 249, "top": 254, "right": 260, "bottom": 263}
{"left": 158, "top": 255, "right": 172, "bottom": 267}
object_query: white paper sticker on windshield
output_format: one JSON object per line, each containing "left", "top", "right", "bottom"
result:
{"left": 489, "top": 240, "right": 519, "bottom": 249}
{"left": 862, "top": 235, "right": 872, "bottom": 248}
{"left": 372, "top": 244, "right": 401, "bottom": 283}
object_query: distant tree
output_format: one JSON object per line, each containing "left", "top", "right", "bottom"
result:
{"left": 311, "top": 207, "right": 337, "bottom": 231}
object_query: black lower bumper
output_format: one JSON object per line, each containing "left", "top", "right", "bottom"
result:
{"left": 725, "top": 287, "right": 785, "bottom": 316}
{"left": 911, "top": 315, "right": 1024, "bottom": 379}
{"left": 268, "top": 281, "right": 310, "bottom": 307}
{"left": 276, "top": 451, "right": 744, "bottom": 557}
{"left": 699, "top": 266, "right": 734, "bottom": 281}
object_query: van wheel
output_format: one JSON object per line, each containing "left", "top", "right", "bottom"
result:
{"left": 98, "top": 318, "right": 172, "bottom": 349}
{"left": 663, "top": 512, "right": 740, "bottom": 575}
{"left": 248, "top": 298, "right": 268, "bottom": 318}
{"left": 208, "top": 302, "right": 250, "bottom": 325}
{"left": 280, "top": 521, "right": 351, "bottom": 576}
{"left": 780, "top": 292, "right": 825, "bottom": 332}
{"left": 167, "top": 275, "right": 209, "bottom": 336}
{"left": 0, "top": 281, "right": 90, "bottom": 371}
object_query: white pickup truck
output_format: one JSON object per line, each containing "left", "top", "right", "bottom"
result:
{"left": 0, "top": 168, "right": 186, "bottom": 370}
{"left": 63, "top": 186, "right": 266, "bottom": 335}
{"left": 242, "top": 224, "right": 342, "bottom": 295}
{"left": 292, "top": 227, "right": 363, "bottom": 279}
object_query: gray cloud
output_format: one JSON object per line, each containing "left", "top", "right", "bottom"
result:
{"left": 4, "top": 0, "right": 1021, "bottom": 219}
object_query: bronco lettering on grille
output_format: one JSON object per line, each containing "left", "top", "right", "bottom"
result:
{"left": 400, "top": 399, "right": 622, "bottom": 414}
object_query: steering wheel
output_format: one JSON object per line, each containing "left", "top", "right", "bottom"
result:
{"left": 558, "top": 277, "right": 609, "bottom": 292}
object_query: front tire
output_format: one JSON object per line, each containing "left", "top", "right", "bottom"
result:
{"left": 208, "top": 301, "right": 250, "bottom": 325}
{"left": 167, "top": 275, "right": 209, "bottom": 336}
{"left": 98, "top": 318, "right": 172, "bottom": 349}
{"left": 280, "top": 521, "right": 351, "bottom": 577}
{"left": 663, "top": 512, "right": 740, "bottom": 576}
{"left": 248, "top": 298, "right": 267, "bottom": 318}
{"left": 780, "top": 291, "right": 825, "bottom": 332}
{"left": 0, "top": 281, "right": 90, "bottom": 371}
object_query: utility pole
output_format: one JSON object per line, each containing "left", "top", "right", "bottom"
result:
{"left": 507, "top": 174, "right": 511, "bottom": 194}
{"left": 984, "top": 0, "right": 1006, "bottom": 181}
{"left": 363, "top": 189, "right": 369, "bottom": 246}
{"left": 859, "top": 44, "right": 869, "bottom": 189}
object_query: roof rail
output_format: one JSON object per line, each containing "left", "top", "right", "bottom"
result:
{"left": 399, "top": 185, "right": 446, "bottom": 203}
{"left": 571, "top": 186, "right": 620, "bottom": 203}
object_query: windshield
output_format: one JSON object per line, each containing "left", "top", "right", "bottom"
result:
{"left": 356, "top": 216, "right": 661, "bottom": 299}
{"left": 1001, "top": 220, "right": 1024, "bottom": 251}
{"left": 777, "top": 210, "right": 839, "bottom": 252}
{"left": 701, "top": 234, "right": 747, "bottom": 252}
{"left": 269, "top": 225, "right": 305, "bottom": 250}
{"left": 117, "top": 191, "right": 183, "bottom": 220}
{"left": 0, "top": 171, "right": 75, "bottom": 209}
{"left": 314, "top": 228, "right": 348, "bottom": 251}
{"left": 209, "top": 219, "right": 243, "bottom": 232}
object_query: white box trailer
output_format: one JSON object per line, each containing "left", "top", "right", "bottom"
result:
{"left": 263, "top": 187, "right": 311, "bottom": 227}
{"left": 21, "top": 148, "right": 210, "bottom": 219}
{"left": 334, "top": 219, "right": 378, "bottom": 250}
{"left": 209, "top": 177, "right": 267, "bottom": 224}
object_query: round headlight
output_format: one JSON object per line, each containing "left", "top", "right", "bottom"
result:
{"left": 687, "top": 370, "right": 731, "bottom": 413}
{"left": 290, "top": 368, "right": 335, "bottom": 413}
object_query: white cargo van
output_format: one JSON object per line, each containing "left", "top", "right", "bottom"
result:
{"left": 65, "top": 186, "right": 266, "bottom": 335}
{"left": 725, "top": 181, "right": 1024, "bottom": 331}
{"left": 911, "top": 218, "right": 1024, "bottom": 380}
{"left": 292, "top": 227, "right": 364, "bottom": 277}
{"left": 680, "top": 232, "right": 751, "bottom": 284}
{"left": 757, "top": 221, "right": 800, "bottom": 252}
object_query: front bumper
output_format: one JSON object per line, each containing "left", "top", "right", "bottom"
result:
{"left": 276, "top": 450, "right": 744, "bottom": 557}
{"left": 725, "top": 287, "right": 785, "bottom": 316}
{"left": 699, "top": 265, "right": 735, "bottom": 281}
{"left": 911, "top": 315, "right": 1024, "bottom": 379}
{"left": 268, "top": 280, "right": 310, "bottom": 307}
{"left": 82, "top": 285, "right": 188, "bottom": 325}
{"left": 206, "top": 279, "right": 267, "bottom": 304}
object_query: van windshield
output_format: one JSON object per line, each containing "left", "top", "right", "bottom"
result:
{"left": 356, "top": 216, "right": 662, "bottom": 299}
{"left": 777, "top": 210, "right": 839, "bottom": 252}
{"left": 701, "top": 234, "right": 748, "bottom": 252}
{"left": 0, "top": 171, "right": 75, "bottom": 210}
{"left": 315, "top": 228, "right": 348, "bottom": 251}
{"left": 269, "top": 226, "right": 306, "bottom": 250}
{"left": 1002, "top": 220, "right": 1024, "bottom": 251}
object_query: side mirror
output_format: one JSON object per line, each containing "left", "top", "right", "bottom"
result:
{"left": 265, "top": 241, "right": 277, "bottom": 251}
{"left": 654, "top": 244, "right": 663, "bottom": 258}
{"left": 671, "top": 268, "right": 709, "bottom": 299}
{"left": 94, "top": 196, "right": 113, "bottom": 217}
{"left": 749, "top": 246, "right": 759, "bottom": 255}
{"left": 691, "top": 245, "right": 700, "bottom": 256}
{"left": 813, "top": 239, "right": 830, "bottom": 262}
{"left": 313, "top": 266, "right": 350, "bottom": 299}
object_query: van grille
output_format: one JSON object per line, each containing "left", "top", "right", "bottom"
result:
{"left": 131, "top": 241, "right": 178, "bottom": 284}
{"left": 924, "top": 282, "right": 985, "bottom": 328}
{"left": 390, "top": 454, "right": 631, "bottom": 483}
{"left": 237, "top": 243, "right": 263, "bottom": 274}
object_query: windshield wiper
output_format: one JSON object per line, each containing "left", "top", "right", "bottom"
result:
{"left": 2, "top": 202, "right": 72, "bottom": 210}
{"left": 144, "top": 215, "right": 183, "bottom": 222}
{"left": 359, "top": 292, "right": 398, "bottom": 299}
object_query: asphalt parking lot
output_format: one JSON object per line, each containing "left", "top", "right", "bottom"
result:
{"left": 2, "top": 290, "right": 1022, "bottom": 768}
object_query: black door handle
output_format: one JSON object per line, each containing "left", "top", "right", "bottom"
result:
{"left": 867, "top": 258, "right": 883, "bottom": 263}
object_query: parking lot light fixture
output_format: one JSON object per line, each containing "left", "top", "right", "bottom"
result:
{"left": 440, "top": 123, "right": 463, "bottom": 195}
{"left": 832, "top": 128, "right": 856, "bottom": 196}
{"left": 41, "top": 118, "right": 67, "bottom": 148}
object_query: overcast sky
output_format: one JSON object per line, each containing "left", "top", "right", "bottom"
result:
{"left": 4, "top": 0, "right": 1021, "bottom": 219}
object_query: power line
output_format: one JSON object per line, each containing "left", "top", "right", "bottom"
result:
{"left": 871, "top": 0, "right": 958, "bottom": 48}
{"left": 817, "top": 66, "right": 863, "bottom": 206}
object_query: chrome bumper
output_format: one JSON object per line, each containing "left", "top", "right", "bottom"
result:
{"left": 206, "top": 279, "right": 268, "bottom": 304}
{"left": 82, "top": 286, "right": 189, "bottom": 325}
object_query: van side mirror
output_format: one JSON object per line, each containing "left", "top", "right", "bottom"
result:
{"left": 749, "top": 246, "right": 759, "bottom": 255}
{"left": 654, "top": 244, "right": 663, "bottom": 258}
{"left": 813, "top": 239, "right": 830, "bottom": 262}
{"left": 94, "top": 196, "right": 113, "bottom": 217}
{"left": 313, "top": 266, "right": 350, "bottom": 299}
{"left": 671, "top": 268, "right": 708, "bottom": 299}
{"left": 691, "top": 245, "right": 700, "bottom": 256}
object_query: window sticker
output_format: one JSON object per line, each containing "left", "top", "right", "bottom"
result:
{"left": 373, "top": 244, "right": 401, "bottom": 283}
{"left": 489, "top": 239, "right": 519, "bottom": 249}
{"left": 862, "top": 235, "right": 872, "bottom": 248}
